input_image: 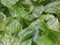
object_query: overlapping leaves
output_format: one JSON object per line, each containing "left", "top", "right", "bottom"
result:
{"left": 0, "top": 0, "right": 60, "bottom": 45}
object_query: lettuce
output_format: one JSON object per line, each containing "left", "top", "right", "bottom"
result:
{"left": 0, "top": 0, "right": 60, "bottom": 45}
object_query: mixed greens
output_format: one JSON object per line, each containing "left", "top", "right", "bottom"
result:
{"left": 0, "top": 0, "right": 60, "bottom": 45}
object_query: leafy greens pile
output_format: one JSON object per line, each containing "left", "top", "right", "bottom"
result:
{"left": 0, "top": 0, "right": 60, "bottom": 45}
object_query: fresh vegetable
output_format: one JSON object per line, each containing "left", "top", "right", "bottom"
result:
{"left": 0, "top": 0, "right": 60, "bottom": 45}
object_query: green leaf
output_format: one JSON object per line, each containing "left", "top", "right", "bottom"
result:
{"left": 9, "top": 6, "right": 33, "bottom": 21}
{"left": 23, "top": 0, "right": 32, "bottom": 5}
{"left": 30, "top": 19, "right": 48, "bottom": 31}
{"left": 54, "top": 7, "right": 60, "bottom": 20}
{"left": 33, "top": 28, "right": 40, "bottom": 43}
{"left": 6, "top": 20, "right": 22, "bottom": 34}
{"left": 20, "top": 39, "right": 32, "bottom": 45}
{"left": 1, "top": 0, "right": 19, "bottom": 7}
{"left": 2, "top": 34, "right": 11, "bottom": 45}
{"left": 0, "top": 23, "right": 5, "bottom": 31}
{"left": 0, "top": 0, "right": 60, "bottom": 45}
{"left": 18, "top": 27, "right": 34, "bottom": 43}
{"left": 32, "top": 6, "right": 44, "bottom": 18}
{"left": 44, "top": 2, "right": 60, "bottom": 13}
{"left": 0, "top": 12, "right": 6, "bottom": 23}
{"left": 5, "top": 17, "right": 14, "bottom": 26}
{"left": 10, "top": 35, "right": 19, "bottom": 45}
{"left": 39, "top": 14, "right": 59, "bottom": 31}
{"left": 35, "top": 35, "right": 52, "bottom": 45}
{"left": 49, "top": 29, "right": 60, "bottom": 42}
{"left": 0, "top": 12, "right": 6, "bottom": 31}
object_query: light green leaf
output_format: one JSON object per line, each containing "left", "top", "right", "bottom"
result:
{"left": 23, "top": 0, "right": 32, "bottom": 5}
{"left": 20, "top": 39, "right": 32, "bottom": 45}
{"left": 30, "top": 19, "right": 48, "bottom": 31}
{"left": 0, "top": 12, "right": 6, "bottom": 23}
{"left": 32, "top": 6, "right": 44, "bottom": 18}
{"left": 6, "top": 20, "right": 21, "bottom": 34}
{"left": 35, "top": 35, "right": 52, "bottom": 45}
{"left": 1, "top": 0, "right": 19, "bottom": 7}
{"left": 9, "top": 6, "right": 33, "bottom": 21}
{"left": 39, "top": 14, "right": 59, "bottom": 31}
{"left": 44, "top": 2, "right": 60, "bottom": 13}
{"left": 18, "top": 27, "right": 34, "bottom": 43}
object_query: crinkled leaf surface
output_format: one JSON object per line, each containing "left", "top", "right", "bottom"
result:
{"left": 44, "top": 2, "right": 60, "bottom": 13}
{"left": 32, "top": 5, "right": 44, "bottom": 18}
{"left": 1, "top": 0, "right": 18, "bottom": 7}
{"left": 6, "top": 19, "right": 22, "bottom": 34}
{"left": 38, "top": 14, "right": 59, "bottom": 31}
{"left": 0, "top": 0, "right": 60, "bottom": 45}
